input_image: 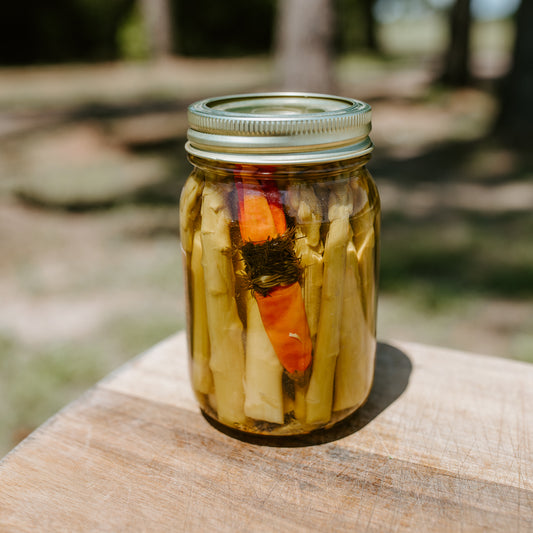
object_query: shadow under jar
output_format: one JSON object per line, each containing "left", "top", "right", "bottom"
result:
{"left": 180, "top": 92, "right": 380, "bottom": 436}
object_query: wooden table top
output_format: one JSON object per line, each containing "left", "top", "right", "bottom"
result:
{"left": 1, "top": 332, "right": 532, "bottom": 532}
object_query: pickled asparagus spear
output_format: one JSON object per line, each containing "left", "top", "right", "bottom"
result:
{"left": 350, "top": 175, "right": 377, "bottom": 333}
{"left": 295, "top": 243, "right": 323, "bottom": 343}
{"left": 201, "top": 181, "right": 246, "bottom": 425}
{"left": 333, "top": 240, "right": 373, "bottom": 411}
{"left": 179, "top": 169, "right": 205, "bottom": 254}
{"left": 244, "top": 292, "right": 284, "bottom": 424}
{"left": 356, "top": 224, "right": 376, "bottom": 333}
{"left": 181, "top": 171, "right": 210, "bottom": 395}
{"left": 190, "top": 230, "right": 213, "bottom": 395}
{"left": 287, "top": 183, "right": 324, "bottom": 422}
{"left": 287, "top": 183, "right": 324, "bottom": 342}
{"left": 287, "top": 182, "right": 322, "bottom": 248}
{"left": 306, "top": 182, "right": 353, "bottom": 425}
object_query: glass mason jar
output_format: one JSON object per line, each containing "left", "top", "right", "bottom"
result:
{"left": 180, "top": 93, "right": 380, "bottom": 436}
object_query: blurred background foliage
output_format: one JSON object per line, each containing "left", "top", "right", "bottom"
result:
{"left": 4, "top": 0, "right": 518, "bottom": 63}
{"left": 1, "top": 0, "right": 532, "bottom": 456}
{"left": 0, "top": 0, "right": 275, "bottom": 63}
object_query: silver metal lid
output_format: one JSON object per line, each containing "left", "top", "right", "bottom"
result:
{"left": 186, "top": 92, "right": 373, "bottom": 164}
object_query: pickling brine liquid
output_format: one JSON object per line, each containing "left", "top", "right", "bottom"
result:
{"left": 180, "top": 157, "right": 380, "bottom": 435}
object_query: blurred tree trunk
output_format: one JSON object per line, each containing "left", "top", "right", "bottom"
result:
{"left": 440, "top": 0, "right": 472, "bottom": 86}
{"left": 497, "top": 0, "right": 532, "bottom": 145}
{"left": 362, "top": 0, "right": 378, "bottom": 51}
{"left": 140, "top": 0, "right": 173, "bottom": 59}
{"left": 274, "top": 0, "right": 336, "bottom": 93}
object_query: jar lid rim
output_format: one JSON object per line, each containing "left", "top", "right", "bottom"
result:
{"left": 186, "top": 92, "right": 373, "bottom": 162}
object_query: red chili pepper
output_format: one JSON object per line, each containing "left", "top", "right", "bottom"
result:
{"left": 236, "top": 176, "right": 285, "bottom": 242}
{"left": 255, "top": 284, "right": 312, "bottom": 373}
{"left": 235, "top": 165, "right": 312, "bottom": 374}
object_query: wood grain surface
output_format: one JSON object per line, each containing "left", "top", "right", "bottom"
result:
{"left": 1, "top": 332, "right": 532, "bottom": 532}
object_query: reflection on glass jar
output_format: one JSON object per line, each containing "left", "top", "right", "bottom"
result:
{"left": 180, "top": 93, "right": 380, "bottom": 436}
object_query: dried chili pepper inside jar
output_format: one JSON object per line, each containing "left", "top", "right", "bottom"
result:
{"left": 179, "top": 93, "right": 380, "bottom": 436}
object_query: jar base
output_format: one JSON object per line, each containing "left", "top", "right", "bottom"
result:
{"left": 198, "top": 402, "right": 365, "bottom": 445}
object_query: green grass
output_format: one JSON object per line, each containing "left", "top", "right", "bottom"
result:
{"left": 380, "top": 210, "right": 533, "bottom": 301}
{"left": 0, "top": 308, "right": 183, "bottom": 456}
{"left": 0, "top": 334, "right": 108, "bottom": 453}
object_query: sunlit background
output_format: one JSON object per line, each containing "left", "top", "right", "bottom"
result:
{"left": 1, "top": 0, "right": 531, "bottom": 456}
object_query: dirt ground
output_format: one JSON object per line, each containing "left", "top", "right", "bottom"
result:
{"left": 1, "top": 55, "right": 532, "bottom": 456}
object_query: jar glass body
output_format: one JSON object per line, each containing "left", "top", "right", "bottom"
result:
{"left": 179, "top": 154, "right": 380, "bottom": 436}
